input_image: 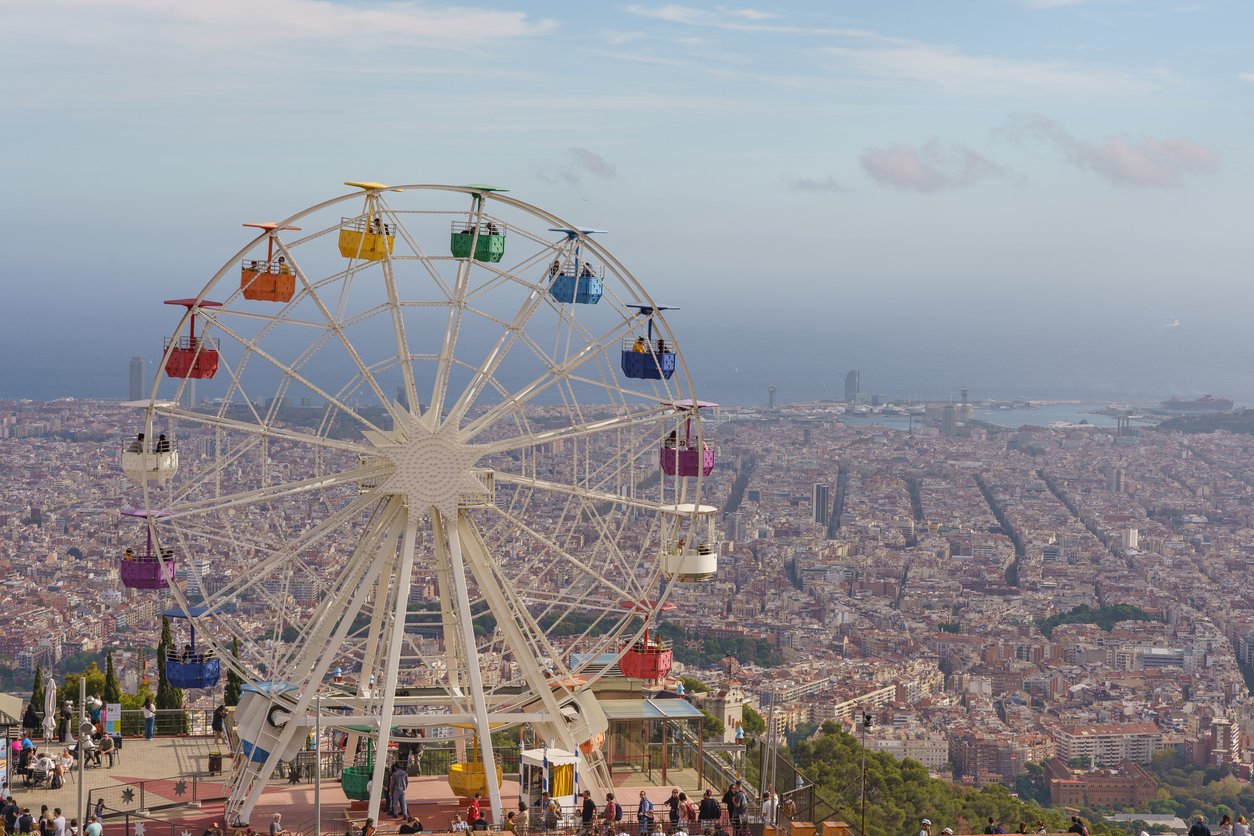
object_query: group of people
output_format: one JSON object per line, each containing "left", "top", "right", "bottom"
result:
{"left": 630, "top": 338, "right": 669, "bottom": 356}
{"left": 498, "top": 780, "right": 785, "bottom": 836}
{"left": 125, "top": 433, "right": 171, "bottom": 453}
{"left": 917, "top": 816, "right": 1085, "bottom": 836}
{"left": 547, "top": 259, "right": 597, "bottom": 279}
{"left": 0, "top": 800, "right": 102, "bottom": 836}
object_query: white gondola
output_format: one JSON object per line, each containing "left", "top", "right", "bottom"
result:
{"left": 660, "top": 502, "right": 719, "bottom": 582}
{"left": 120, "top": 443, "right": 179, "bottom": 485}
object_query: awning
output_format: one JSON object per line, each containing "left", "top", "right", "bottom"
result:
{"left": 599, "top": 698, "right": 705, "bottom": 722}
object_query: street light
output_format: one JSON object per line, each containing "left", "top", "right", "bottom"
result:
{"left": 859, "top": 711, "right": 872, "bottom": 836}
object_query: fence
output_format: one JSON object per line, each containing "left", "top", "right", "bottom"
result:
{"left": 89, "top": 772, "right": 223, "bottom": 817}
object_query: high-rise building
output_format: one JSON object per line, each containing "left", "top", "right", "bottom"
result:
{"left": 843, "top": 369, "right": 860, "bottom": 402}
{"left": 941, "top": 404, "right": 957, "bottom": 436}
{"left": 128, "top": 356, "right": 144, "bottom": 401}
{"left": 724, "top": 511, "right": 744, "bottom": 542}
{"left": 1104, "top": 465, "right": 1125, "bottom": 493}
{"left": 768, "top": 386, "right": 777, "bottom": 410}
{"left": 813, "top": 483, "right": 830, "bottom": 525}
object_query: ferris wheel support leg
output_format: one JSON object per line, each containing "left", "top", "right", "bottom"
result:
{"left": 456, "top": 514, "right": 610, "bottom": 801}
{"left": 226, "top": 499, "right": 406, "bottom": 826}
{"left": 365, "top": 508, "right": 421, "bottom": 824}
{"left": 436, "top": 508, "right": 504, "bottom": 826}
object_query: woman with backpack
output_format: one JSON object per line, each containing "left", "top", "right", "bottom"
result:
{"left": 680, "top": 793, "right": 697, "bottom": 833}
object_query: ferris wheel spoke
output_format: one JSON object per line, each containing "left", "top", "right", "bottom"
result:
{"left": 200, "top": 312, "right": 390, "bottom": 436}
{"left": 155, "top": 405, "right": 374, "bottom": 458}
{"left": 482, "top": 504, "right": 642, "bottom": 603}
{"left": 476, "top": 405, "right": 670, "bottom": 456}
{"left": 492, "top": 471, "right": 668, "bottom": 515}
{"left": 458, "top": 312, "right": 636, "bottom": 440}
{"left": 456, "top": 512, "right": 587, "bottom": 726}
{"left": 239, "top": 254, "right": 408, "bottom": 429}
{"left": 158, "top": 463, "right": 385, "bottom": 521}
{"left": 444, "top": 286, "right": 549, "bottom": 427}
{"left": 168, "top": 491, "right": 381, "bottom": 614}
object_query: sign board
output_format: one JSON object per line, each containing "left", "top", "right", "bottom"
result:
{"left": 105, "top": 704, "right": 121, "bottom": 735}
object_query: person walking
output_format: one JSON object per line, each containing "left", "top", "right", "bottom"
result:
{"left": 602, "top": 793, "right": 620, "bottom": 836}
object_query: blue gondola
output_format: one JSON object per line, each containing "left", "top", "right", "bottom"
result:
{"left": 162, "top": 606, "right": 221, "bottom": 689}
{"left": 546, "top": 227, "right": 606, "bottom": 305}
{"left": 621, "top": 304, "right": 678, "bottom": 380}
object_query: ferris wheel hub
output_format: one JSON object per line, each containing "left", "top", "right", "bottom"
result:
{"left": 365, "top": 410, "right": 487, "bottom": 513}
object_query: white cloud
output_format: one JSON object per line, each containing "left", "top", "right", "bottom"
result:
{"left": 1240, "top": 72, "right": 1254, "bottom": 83}
{"left": 860, "top": 139, "right": 1008, "bottom": 193}
{"left": 823, "top": 44, "right": 1147, "bottom": 96}
{"left": 6, "top": 0, "right": 557, "bottom": 49}
{"left": 1001, "top": 113, "right": 1219, "bottom": 187}
{"left": 624, "top": 5, "right": 883, "bottom": 38}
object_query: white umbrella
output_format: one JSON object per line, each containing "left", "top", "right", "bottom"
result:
{"left": 41, "top": 673, "right": 57, "bottom": 741}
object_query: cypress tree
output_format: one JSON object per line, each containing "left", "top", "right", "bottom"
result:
{"left": 103, "top": 651, "right": 122, "bottom": 704}
{"left": 155, "top": 616, "right": 185, "bottom": 731}
{"left": 31, "top": 664, "right": 45, "bottom": 710}
{"left": 224, "top": 637, "right": 243, "bottom": 707}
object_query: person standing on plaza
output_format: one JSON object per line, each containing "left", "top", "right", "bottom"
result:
{"left": 602, "top": 792, "right": 620, "bottom": 836}
{"left": 83, "top": 818, "right": 101, "bottom": 836}
{"left": 664, "top": 789, "right": 680, "bottom": 833}
{"left": 697, "top": 790, "right": 720, "bottom": 833}
{"left": 580, "top": 791, "right": 597, "bottom": 835}
{"left": 1189, "top": 818, "right": 1212, "bottom": 836}
{"left": 389, "top": 763, "right": 409, "bottom": 818}
{"left": 212, "top": 705, "right": 228, "bottom": 749}
{"left": 52, "top": 809, "right": 65, "bottom": 836}
{"left": 141, "top": 698, "right": 156, "bottom": 741}
{"left": 636, "top": 792, "right": 654, "bottom": 836}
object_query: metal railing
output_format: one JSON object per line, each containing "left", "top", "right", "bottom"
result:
{"left": 88, "top": 772, "right": 222, "bottom": 817}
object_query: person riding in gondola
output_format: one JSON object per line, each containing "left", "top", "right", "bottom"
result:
{"left": 632, "top": 337, "right": 647, "bottom": 353}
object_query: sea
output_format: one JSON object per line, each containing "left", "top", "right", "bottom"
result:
{"left": 834, "top": 402, "right": 1138, "bottom": 431}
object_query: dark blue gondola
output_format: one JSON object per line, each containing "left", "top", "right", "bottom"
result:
{"left": 546, "top": 227, "right": 606, "bottom": 305}
{"left": 621, "top": 304, "right": 678, "bottom": 380}
{"left": 163, "top": 606, "right": 221, "bottom": 689}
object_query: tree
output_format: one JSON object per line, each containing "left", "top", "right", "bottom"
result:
{"left": 742, "top": 705, "right": 766, "bottom": 736}
{"left": 63, "top": 662, "right": 106, "bottom": 701}
{"left": 1015, "top": 763, "right": 1050, "bottom": 806}
{"left": 103, "top": 651, "right": 122, "bottom": 704}
{"left": 31, "top": 664, "right": 45, "bottom": 710}
{"left": 224, "top": 637, "right": 243, "bottom": 707}
{"left": 155, "top": 616, "right": 186, "bottom": 732}
{"left": 681, "top": 676, "right": 709, "bottom": 694}
{"left": 701, "top": 709, "right": 725, "bottom": 740}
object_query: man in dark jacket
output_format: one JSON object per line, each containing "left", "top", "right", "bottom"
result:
{"left": 1187, "top": 818, "right": 1211, "bottom": 836}
{"left": 698, "top": 789, "right": 722, "bottom": 833}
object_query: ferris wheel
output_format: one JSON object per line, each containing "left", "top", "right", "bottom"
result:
{"left": 118, "top": 183, "right": 719, "bottom": 827}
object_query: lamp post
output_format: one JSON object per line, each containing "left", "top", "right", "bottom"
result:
{"left": 859, "top": 711, "right": 872, "bottom": 836}
{"left": 314, "top": 691, "right": 321, "bottom": 836}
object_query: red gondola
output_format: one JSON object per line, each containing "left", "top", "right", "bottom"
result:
{"left": 163, "top": 299, "right": 223, "bottom": 379}
{"left": 617, "top": 601, "right": 676, "bottom": 682}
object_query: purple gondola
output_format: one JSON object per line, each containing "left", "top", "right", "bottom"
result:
{"left": 659, "top": 399, "right": 717, "bottom": 477}
{"left": 119, "top": 508, "right": 175, "bottom": 590}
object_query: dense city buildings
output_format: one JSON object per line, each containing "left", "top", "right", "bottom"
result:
{"left": 5, "top": 396, "right": 1254, "bottom": 791}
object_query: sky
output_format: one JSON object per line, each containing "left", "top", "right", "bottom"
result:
{"left": 1, "top": 0, "right": 1252, "bottom": 405}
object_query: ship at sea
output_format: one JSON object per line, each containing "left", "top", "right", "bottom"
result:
{"left": 1159, "top": 395, "right": 1234, "bottom": 413}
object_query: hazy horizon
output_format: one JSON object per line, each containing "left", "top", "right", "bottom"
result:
{"left": 2, "top": 1, "right": 1252, "bottom": 406}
